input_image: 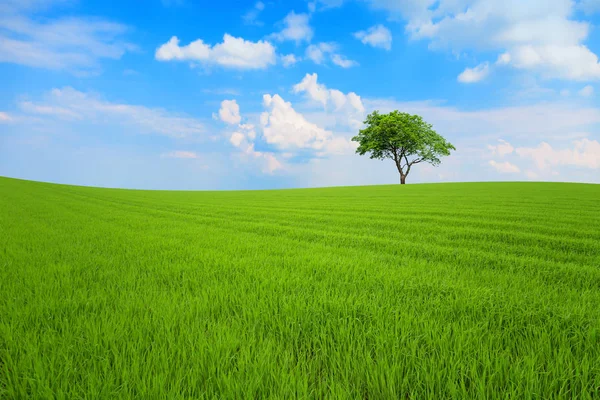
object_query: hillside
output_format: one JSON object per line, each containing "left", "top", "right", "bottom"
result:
{"left": 1, "top": 177, "right": 599, "bottom": 398}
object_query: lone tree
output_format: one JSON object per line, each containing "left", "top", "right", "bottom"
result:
{"left": 352, "top": 111, "right": 456, "bottom": 184}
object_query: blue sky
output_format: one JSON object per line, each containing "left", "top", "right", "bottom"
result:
{"left": 1, "top": 0, "right": 599, "bottom": 189}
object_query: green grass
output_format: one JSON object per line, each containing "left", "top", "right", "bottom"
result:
{"left": 1, "top": 176, "right": 599, "bottom": 399}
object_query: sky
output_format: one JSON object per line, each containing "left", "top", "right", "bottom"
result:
{"left": 1, "top": 0, "right": 599, "bottom": 189}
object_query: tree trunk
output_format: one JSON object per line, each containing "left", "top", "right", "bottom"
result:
{"left": 400, "top": 174, "right": 406, "bottom": 184}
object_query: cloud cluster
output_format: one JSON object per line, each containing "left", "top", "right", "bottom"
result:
{"left": 515, "top": 139, "right": 600, "bottom": 170}
{"left": 260, "top": 94, "right": 353, "bottom": 155}
{"left": 293, "top": 73, "right": 365, "bottom": 129}
{"left": 486, "top": 137, "right": 600, "bottom": 179}
{"left": 316, "top": 0, "right": 600, "bottom": 82}
{"left": 403, "top": 0, "right": 600, "bottom": 81}
{"left": 217, "top": 100, "right": 282, "bottom": 173}
{"left": 155, "top": 35, "right": 276, "bottom": 69}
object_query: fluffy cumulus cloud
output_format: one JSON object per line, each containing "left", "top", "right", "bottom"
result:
{"left": 155, "top": 34, "right": 276, "bottom": 69}
{"left": 215, "top": 100, "right": 282, "bottom": 174}
{"left": 261, "top": 94, "right": 355, "bottom": 155}
{"left": 270, "top": 11, "right": 313, "bottom": 43}
{"left": 458, "top": 62, "right": 490, "bottom": 83}
{"left": 354, "top": 25, "right": 392, "bottom": 50}
{"left": 489, "top": 160, "right": 520, "bottom": 173}
{"left": 515, "top": 139, "right": 600, "bottom": 170}
{"left": 218, "top": 100, "right": 241, "bottom": 125}
{"left": 293, "top": 73, "right": 365, "bottom": 129}
{"left": 17, "top": 87, "right": 206, "bottom": 138}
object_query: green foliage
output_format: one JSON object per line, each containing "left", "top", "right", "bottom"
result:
{"left": 352, "top": 111, "right": 456, "bottom": 182}
{"left": 1, "top": 177, "right": 600, "bottom": 399}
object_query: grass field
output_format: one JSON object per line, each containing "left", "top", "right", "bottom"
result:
{"left": 1, "top": 176, "right": 599, "bottom": 399}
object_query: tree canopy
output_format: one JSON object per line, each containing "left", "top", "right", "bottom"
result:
{"left": 352, "top": 110, "right": 456, "bottom": 184}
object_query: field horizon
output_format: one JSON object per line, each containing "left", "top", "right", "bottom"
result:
{"left": 1, "top": 175, "right": 597, "bottom": 192}
{"left": 1, "top": 176, "right": 599, "bottom": 398}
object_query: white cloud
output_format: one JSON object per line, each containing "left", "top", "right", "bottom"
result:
{"left": 304, "top": 42, "right": 356, "bottom": 68}
{"left": 0, "top": 14, "right": 135, "bottom": 74}
{"left": 489, "top": 160, "right": 520, "bottom": 173}
{"left": 487, "top": 139, "right": 514, "bottom": 156}
{"left": 17, "top": 87, "right": 206, "bottom": 138}
{"left": 354, "top": 25, "right": 392, "bottom": 50}
{"left": 331, "top": 54, "right": 358, "bottom": 68}
{"left": 270, "top": 11, "right": 313, "bottom": 43}
{"left": 305, "top": 42, "right": 335, "bottom": 64}
{"left": 161, "top": 151, "right": 199, "bottom": 159}
{"left": 0, "top": 112, "right": 13, "bottom": 122}
{"left": 458, "top": 62, "right": 490, "bottom": 83}
{"left": 281, "top": 54, "right": 300, "bottom": 67}
{"left": 242, "top": 1, "right": 265, "bottom": 26}
{"left": 293, "top": 73, "right": 365, "bottom": 113}
{"left": 155, "top": 34, "right": 276, "bottom": 69}
{"left": 579, "top": 85, "right": 594, "bottom": 97}
{"left": 229, "top": 132, "right": 245, "bottom": 147}
{"left": 292, "top": 73, "right": 365, "bottom": 130}
{"left": 218, "top": 99, "right": 241, "bottom": 125}
{"left": 228, "top": 121, "right": 282, "bottom": 174}
{"left": 293, "top": 73, "right": 330, "bottom": 107}
{"left": 516, "top": 139, "right": 600, "bottom": 170}
{"left": 218, "top": 104, "right": 281, "bottom": 174}
{"left": 366, "top": 0, "right": 600, "bottom": 82}
{"left": 260, "top": 94, "right": 354, "bottom": 155}
{"left": 308, "top": 1, "right": 317, "bottom": 12}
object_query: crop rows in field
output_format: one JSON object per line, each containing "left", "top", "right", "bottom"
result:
{"left": 1, "top": 177, "right": 599, "bottom": 398}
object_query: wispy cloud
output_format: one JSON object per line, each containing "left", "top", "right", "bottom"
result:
{"left": 161, "top": 151, "right": 199, "bottom": 159}
{"left": 0, "top": 7, "right": 135, "bottom": 74}
{"left": 242, "top": 1, "right": 265, "bottom": 26}
{"left": 17, "top": 87, "right": 206, "bottom": 139}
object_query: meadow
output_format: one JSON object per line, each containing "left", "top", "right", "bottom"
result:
{"left": 1, "top": 176, "right": 599, "bottom": 399}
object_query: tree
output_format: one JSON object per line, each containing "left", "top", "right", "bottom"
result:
{"left": 352, "top": 110, "right": 456, "bottom": 184}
